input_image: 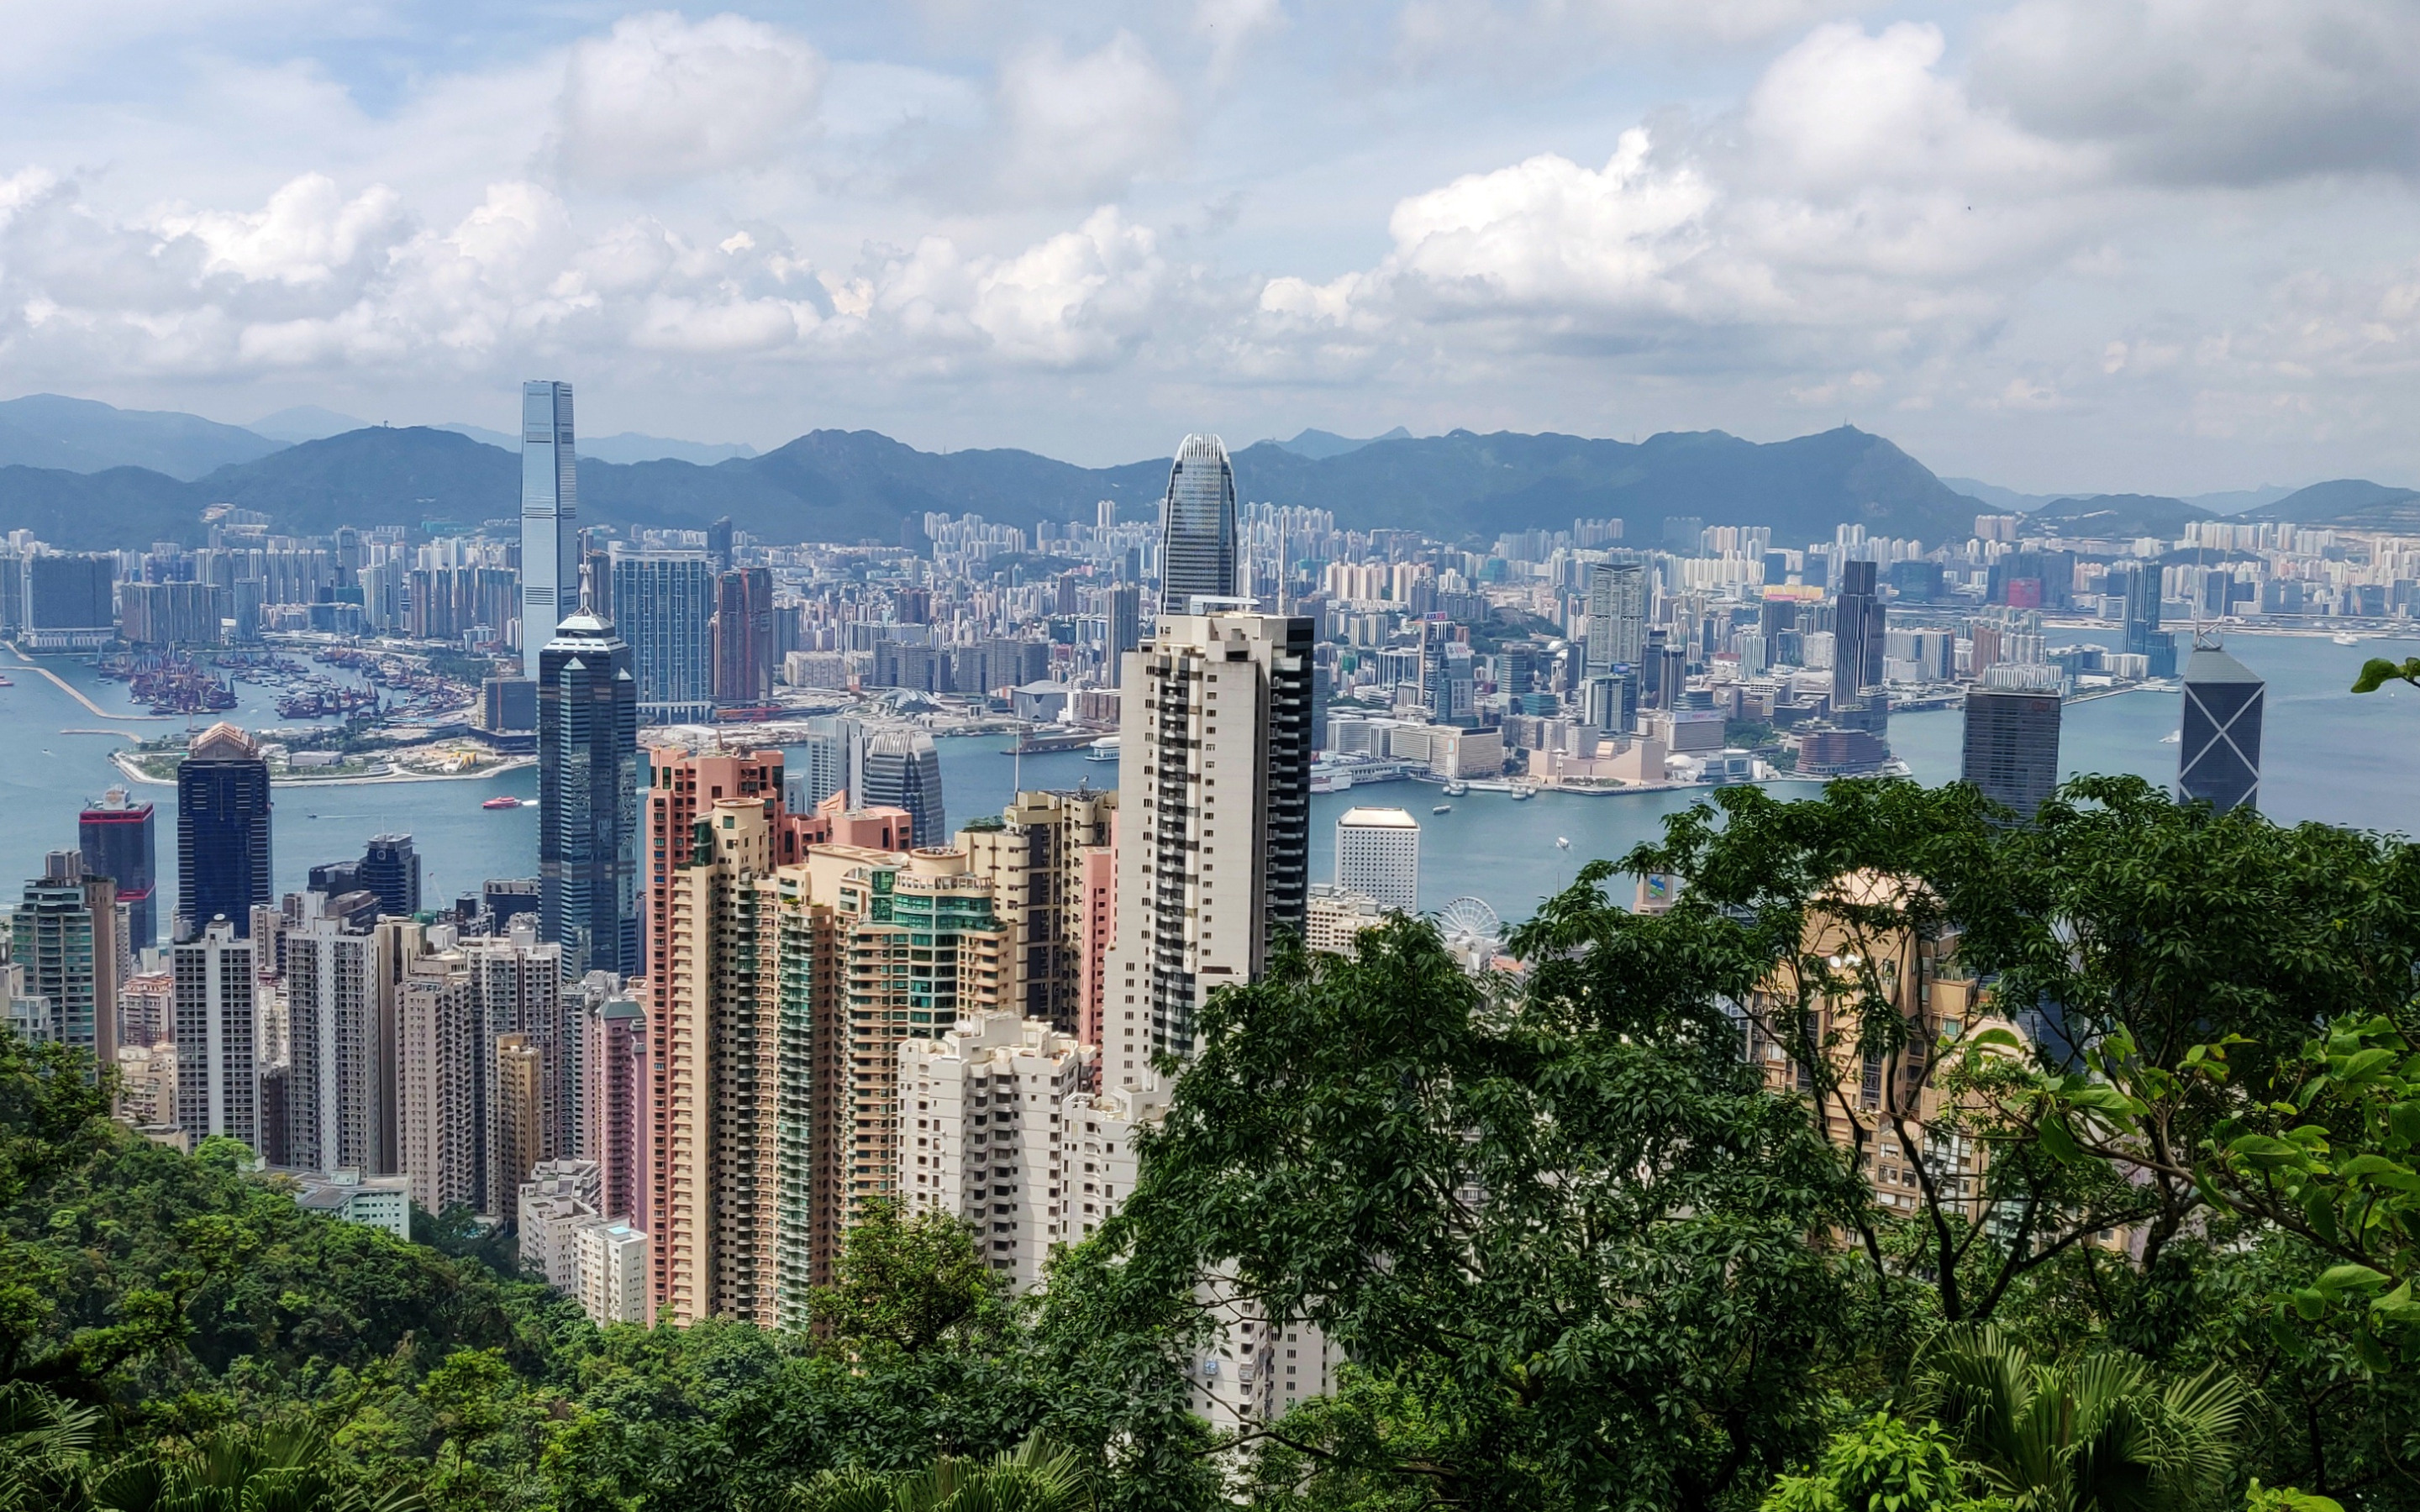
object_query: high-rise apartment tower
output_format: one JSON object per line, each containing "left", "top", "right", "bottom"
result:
{"left": 1105, "top": 611, "right": 1313, "bottom": 1089}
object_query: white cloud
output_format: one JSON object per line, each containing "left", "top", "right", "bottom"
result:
{"left": 991, "top": 32, "right": 1186, "bottom": 206}
{"left": 557, "top": 12, "right": 827, "bottom": 190}
{"left": 1973, "top": 0, "right": 2420, "bottom": 186}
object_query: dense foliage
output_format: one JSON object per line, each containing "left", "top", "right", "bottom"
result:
{"left": 3, "top": 775, "right": 2417, "bottom": 1509}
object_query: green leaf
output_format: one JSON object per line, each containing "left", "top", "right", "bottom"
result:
{"left": 2229, "top": 1134, "right": 2315, "bottom": 1172}
{"left": 2037, "top": 1117, "right": 2082, "bottom": 1163}
{"left": 2314, "top": 1264, "right": 2389, "bottom": 1299}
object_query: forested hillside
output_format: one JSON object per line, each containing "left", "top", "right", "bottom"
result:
{"left": 3, "top": 776, "right": 2415, "bottom": 1510}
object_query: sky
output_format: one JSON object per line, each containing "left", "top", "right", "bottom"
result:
{"left": 2, "top": 1, "right": 2417, "bottom": 493}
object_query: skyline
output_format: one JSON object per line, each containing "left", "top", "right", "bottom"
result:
{"left": 0, "top": 3, "right": 2414, "bottom": 494}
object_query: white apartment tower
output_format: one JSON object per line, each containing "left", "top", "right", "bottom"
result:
{"left": 171, "top": 920, "right": 258, "bottom": 1148}
{"left": 282, "top": 912, "right": 395, "bottom": 1176}
{"left": 1332, "top": 806, "right": 1419, "bottom": 914}
{"left": 1106, "top": 611, "right": 1313, "bottom": 1091}
{"left": 898, "top": 1012, "right": 1088, "bottom": 1292}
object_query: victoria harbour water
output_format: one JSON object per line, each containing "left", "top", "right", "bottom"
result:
{"left": 4, "top": 632, "right": 2417, "bottom": 942}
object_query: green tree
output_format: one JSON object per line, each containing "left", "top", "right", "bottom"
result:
{"left": 1911, "top": 1326, "right": 2247, "bottom": 1512}
{"left": 809, "top": 1200, "right": 1009, "bottom": 1357}
{"left": 1760, "top": 1413, "right": 2007, "bottom": 1512}
{"left": 87, "top": 1419, "right": 424, "bottom": 1512}
{"left": 787, "top": 1431, "right": 1091, "bottom": 1512}
{"left": 1102, "top": 916, "right": 1860, "bottom": 1510}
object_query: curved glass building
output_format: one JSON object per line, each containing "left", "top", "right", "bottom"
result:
{"left": 1156, "top": 433, "right": 1239, "bottom": 616}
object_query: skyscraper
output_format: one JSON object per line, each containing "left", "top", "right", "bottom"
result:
{"left": 81, "top": 787, "right": 156, "bottom": 948}
{"left": 2122, "top": 566, "right": 2176, "bottom": 677}
{"left": 1106, "top": 611, "right": 1313, "bottom": 1087}
{"left": 2179, "top": 643, "right": 2264, "bottom": 812}
{"left": 358, "top": 834, "right": 421, "bottom": 918}
{"left": 1156, "top": 434, "right": 1239, "bottom": 615}
{"left": 609, "top": 551, "right": 715, "bottom": 724}
{"left": 173, "top": 920, "right": 258, "bottom": 1148}
{"left": 520, "top": 381, "right": 580, "bottom": 679}
{"left": 11, "top": 852, "right": 121, "bottom": 1068}
{"left": 1583, "top": 560, "right": 1646, "bottom": 674}
{"left": 852, "top": 724, "right": 947, "bottom": 847}
{"left": 539, "top": 608, "right": 639, "bottom": 979}
{"left": 707, "top": 516, "right": 734, "bottom": 575}
{"left": 1832, "top": 559, "right": 1886, "bottom": 725}
{"left": 710, "top": 566, "right": 776, "bottom": 706}
{"left": 958, "top": 789, "right": 1118, "bottom": 1035}
{"left": 177, "top": 722, "right": 271, "bottom": 939}
{"left": 582, "top": 991, "right": 648, "bottom": 1225}
{"left": 282, "top": 904, "right": 395, "bottom": 1174}
{"left": 1334, "top": 806, "right": 1420, "bottom": 913}
{"left": 1106, "top": 583, "right": 1141, "bottom": 686}
{"left": 1960, "top": 688, "right": 2063, "bottom": 820}
{"left": 782, "top": 717, "right": 850, "bottom": 813}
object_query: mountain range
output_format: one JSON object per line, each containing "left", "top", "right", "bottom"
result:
{"left": 1, "top": 393, "right": 2412, "bottom": 553}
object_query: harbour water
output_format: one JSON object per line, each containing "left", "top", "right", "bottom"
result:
{"left": 3, "top": 633, "right": 2415, "bottom": 943}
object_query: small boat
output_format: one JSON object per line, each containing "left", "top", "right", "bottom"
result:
{"left": 1442, "top": 780, "right": 1469, "bottom": 796}
{"left": 482, "top": 795, "right": 524, "bottom": 810}
{"left": 2333, "top": 632, "right": 2360, "bottom": 646}
{"left": 2160, "top": 731, "right": 2181, "bottom": 745}
{"left": 1509, "top": 786, "right": 1534, "bottom": 801}
{"left": 1432, "top": 803, "right": 1452, "bottom": 815}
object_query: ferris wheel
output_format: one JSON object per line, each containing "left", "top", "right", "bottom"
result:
{"left": 1437, "top": 895, "right": 1502, "bottom": 947}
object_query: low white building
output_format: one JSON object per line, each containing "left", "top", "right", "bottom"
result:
{"left": 901, "top": 1013, "right": 1090, "bottom": 1293}
{"left": 1304, "top": 885, "right": 1387, "bottom": 956}
{"left": 518, "top": 1158, "right": 604, "bottom": 1289}
{"left": 575, "top": 1221, "right": 648, "bottom": 1325}
{"left": 287, "top": 1168, "right": 411, "bottom": 1241}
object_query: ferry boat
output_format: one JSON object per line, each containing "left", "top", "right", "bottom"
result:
{"left": 1432, "top": 803, "right": 1452, "bottom": 815}
{"left": 481, "top": 795, "right": 524, "bottom": 810}
{"left": 1441, "top": 780, "right": 1470, "bottom": 796}
{"left": 1086, "top": 735, "right": 1120, "bottom": 763}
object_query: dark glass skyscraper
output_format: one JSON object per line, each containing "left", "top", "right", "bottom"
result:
{"left": 539, "top": 608, "right": 639, "bottom": 979}
{"left": 80, "top": 786, "right": 156, "bottom": 948}
{"left": 1106, "top": 582, "right": 1140, "bottom": 685}
{"left": 1960, "top": 687, "right": 2062, "bottom": 819}
{"left": 1156, "top": 434, "right": 1239, "bottom": 615}
{"left": 360, "top": 833, "right": 422, "bottom": 917}
{"left": 1832, "top": 559, "right": 1885, "bottom": 717}
{"left": 177, "top": 722, "right": 271, "bottom": 938}
{"left": 710, "top": 566, "right": 776, "bottom": 706}
{"left": 521, "top": 381, "right": 579, "bottom": 679}
{"left": 2179, "top": 643, "right": 2264, "bottom": 812}
{"left": 2122, "top": 566, "right": 2176, "bottom": 677}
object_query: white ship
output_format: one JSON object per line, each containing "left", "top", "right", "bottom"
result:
{"left": 1086, "top": 735, "right": 1119, "bottom": 762}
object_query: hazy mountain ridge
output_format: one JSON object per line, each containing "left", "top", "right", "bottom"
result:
{"left": 0, "top": 420, "right": 1991, "bottom": 551}
{"left": 0, "top": 395, "right": 283, "bottom": 480}
{"left": 8, "top": 402, "right": 2412, "bottom": 554}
